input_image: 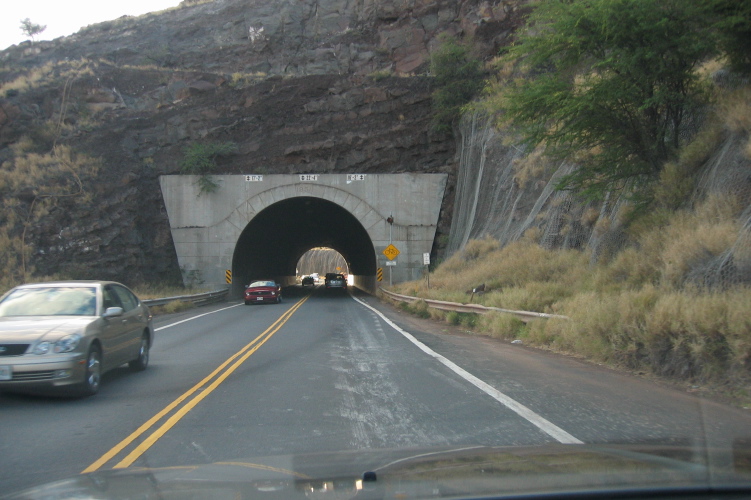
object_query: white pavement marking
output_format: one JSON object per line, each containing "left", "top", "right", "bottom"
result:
{"left": 154, "top": 304, "right": 244, "bottom": 331}
{"left": 353, "top": 296, "right": 583, "bottom": 445}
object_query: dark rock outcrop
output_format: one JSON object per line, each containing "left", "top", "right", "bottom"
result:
{"left": 0, "top": 0, "right": 528, "bottom": 285}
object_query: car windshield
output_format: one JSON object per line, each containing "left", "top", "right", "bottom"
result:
{"left": 0, "top": 287, "right": 97, "bottom": 317}
{"left": 3, "top": 0, "right": 751, "bottom": 498}
{"left": 249, "top": 281, "right": 275, "bottom": 287}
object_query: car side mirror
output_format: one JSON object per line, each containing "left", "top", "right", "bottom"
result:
{"left": 103, "top": 306, "right": 124, "bottom": 318}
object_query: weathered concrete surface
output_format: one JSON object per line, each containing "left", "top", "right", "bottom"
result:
{"left": 160, "top": 174, "right": 447, "bottom": 291}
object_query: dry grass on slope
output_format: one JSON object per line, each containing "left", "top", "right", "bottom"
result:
{"left": 391, "top": 195, "right": 751, "bottom": 405}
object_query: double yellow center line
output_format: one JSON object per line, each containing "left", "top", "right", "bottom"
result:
{"left": 83, "top": 294, "right": 310, "bottom": 473}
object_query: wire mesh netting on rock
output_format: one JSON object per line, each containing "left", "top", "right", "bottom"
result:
{"left": 446, "top": 111, "right": 751, "bottom": 290}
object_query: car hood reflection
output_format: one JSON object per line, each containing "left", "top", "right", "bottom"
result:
{"left": 5, "top": 443, "right": 751, "bottom": 499}
{"left": 0, "top": 317, "right": 93, "bottom": 341}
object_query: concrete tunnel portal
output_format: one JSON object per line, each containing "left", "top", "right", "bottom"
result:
{"left": 159, "top": 174, "right": 448, "bottom": 294}
{"left": 232, "top": 197, "right": 375, "bottom": 292}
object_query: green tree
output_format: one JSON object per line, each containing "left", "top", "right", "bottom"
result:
{"left": 180, "top": 142, "right": 237, "bottom": 195}
{"left": 499, "top": 0, "right": 717, "bottom": 200}
{"left": 707, "top": 0, "right": 751, "bottom": 75}
{"left": 19, "top": 18, "right": 46, "bottom": 42}
{"left": 430, "top": 35, "right": 484, "bottom": 133}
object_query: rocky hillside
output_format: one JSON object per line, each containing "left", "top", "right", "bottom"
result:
{"left": 0, "top": 0, "right": 528, "bottom": 286}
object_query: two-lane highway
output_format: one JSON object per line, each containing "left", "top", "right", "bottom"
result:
{"left": 2, "top": 287, "right": 750, "bottom": 495}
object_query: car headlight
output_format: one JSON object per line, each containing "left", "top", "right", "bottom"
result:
{"left": 53, "top": 334, "right": 82, "bottom": 353}
{"left": 33, "top": 341, "right": 52, "bottom": 355}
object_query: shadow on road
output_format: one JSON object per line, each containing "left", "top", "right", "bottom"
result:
{"left": 283, "top": 284, "right": 357, "bottom": 299}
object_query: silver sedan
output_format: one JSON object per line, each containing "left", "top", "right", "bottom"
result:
{"left": 0, "top": 281, "right": 154, "bottom": 397}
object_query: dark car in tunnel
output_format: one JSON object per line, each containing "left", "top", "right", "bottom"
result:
{"left": 244, "top": 281, "right": 282, "bottom": 305}
{"left": 324, "top": 273, "right": 347, "bottom": 291}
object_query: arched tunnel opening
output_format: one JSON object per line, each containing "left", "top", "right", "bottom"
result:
{"left": 231, "top": 197, "right": 376, "bottom": 295}
{"left": 296, "top": 248, "right": 349, "bottom": 277}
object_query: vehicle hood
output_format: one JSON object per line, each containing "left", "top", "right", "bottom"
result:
{"left": 6, "top": 443, "right": 751, "bottom": 499}
{"left": 0, "top": 316, "right": 94, "bottom": 342}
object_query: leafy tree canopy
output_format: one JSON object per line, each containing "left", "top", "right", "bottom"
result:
{"left": 499, "top": 0, "right": 721, "bottom": 200}
{"left": 708, "top": 0, "right": 751, "bottom": 74}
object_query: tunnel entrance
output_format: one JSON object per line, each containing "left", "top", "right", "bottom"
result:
{"left": 232, "top": 197, "right": 376, "bottom": 294}
{"left": 161, "top": 174, "right": 447, "bottom": 291}
{"left": 296, "top": 248, "right": 348, "bottom": 278}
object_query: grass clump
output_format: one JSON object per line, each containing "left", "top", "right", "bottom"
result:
{"left": 149, "top": 300, "right": 196, "bottom": 315}
{"left": 446, "top": 311, "right": 478, "bottom": 329}
{"left": 180, "top": 141, "right": 237, "bottom": 195}
{"left": 407, "top": 300, "right": 431, "bottom": 319}
{"left": 478, "top": 312, "right": 526, "bottom": 340}
{"left": 229, "top": 72, "right": 267, "bottom": 88}
{"left": 368, "top": 70, "right": 392, "bottom": 82}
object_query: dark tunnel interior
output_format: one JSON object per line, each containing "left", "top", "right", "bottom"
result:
{"left": 232, "top": 197, "right": 376, "bottom": 292}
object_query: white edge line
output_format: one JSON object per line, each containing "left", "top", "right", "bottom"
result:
{"left": 154, "top": 303, "right": 244, "bottom": 331}
{"left": 353, "top": 296, "right": 583, "bottom": 445}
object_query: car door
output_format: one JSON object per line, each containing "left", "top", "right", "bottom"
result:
{"left": 109, "top": 285, "right": 146, "bottom": 364}
{"left": 98, "top": 285, "right": 130, "bottom": 369}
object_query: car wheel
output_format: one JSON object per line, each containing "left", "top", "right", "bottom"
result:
{"left": 76, "top": 345, "right": 101, "bottom": 397}
{"left": 244, "top": 300, "right": 251, "bottom": 305}
{"left": 129, "top": 334, "right": 150, "bottom": 372}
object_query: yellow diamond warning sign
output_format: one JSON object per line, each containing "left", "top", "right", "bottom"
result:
{"left": 383, "top": 244, "right": 400, "bottom": 260}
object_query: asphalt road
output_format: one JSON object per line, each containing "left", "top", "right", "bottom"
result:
{"left": 1, "top": 286, "right": 750, "bottom": 495}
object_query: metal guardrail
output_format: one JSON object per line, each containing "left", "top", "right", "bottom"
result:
{"left": 379, "top": 287, "right": 569, "bottom": 323}
{"left": 142, "top": 288, "right": 229, "bottom": 307}
{"left": 141, "top": 286, "right": 568, "bottom": 322}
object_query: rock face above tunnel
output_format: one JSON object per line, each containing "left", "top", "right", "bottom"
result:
{"left": 4, "top": 0, "right": 521, "bottom": 78}
{"left": 0, "top": 0, "right": 528, "bottom": 286}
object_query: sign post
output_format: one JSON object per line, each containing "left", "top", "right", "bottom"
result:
{"left": 383, "top": 244, "right": 400, "bottom": 287}
{"left": 423, "top": 252, "right": 430, "bottom": 289}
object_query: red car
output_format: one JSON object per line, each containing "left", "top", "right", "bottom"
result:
{"left": 244, "top": 280, "right": 282, "bottom": 305}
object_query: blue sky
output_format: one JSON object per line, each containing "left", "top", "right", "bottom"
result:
{"left": 1, "top": 1, "right": 181, "bottom": 50}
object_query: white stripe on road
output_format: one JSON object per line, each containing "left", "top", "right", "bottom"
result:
{"left": 154, "top": 304, "right": 243, "bottom": 331}
{"left": 353, "top": 296, "right": 583, "bottom": 445}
